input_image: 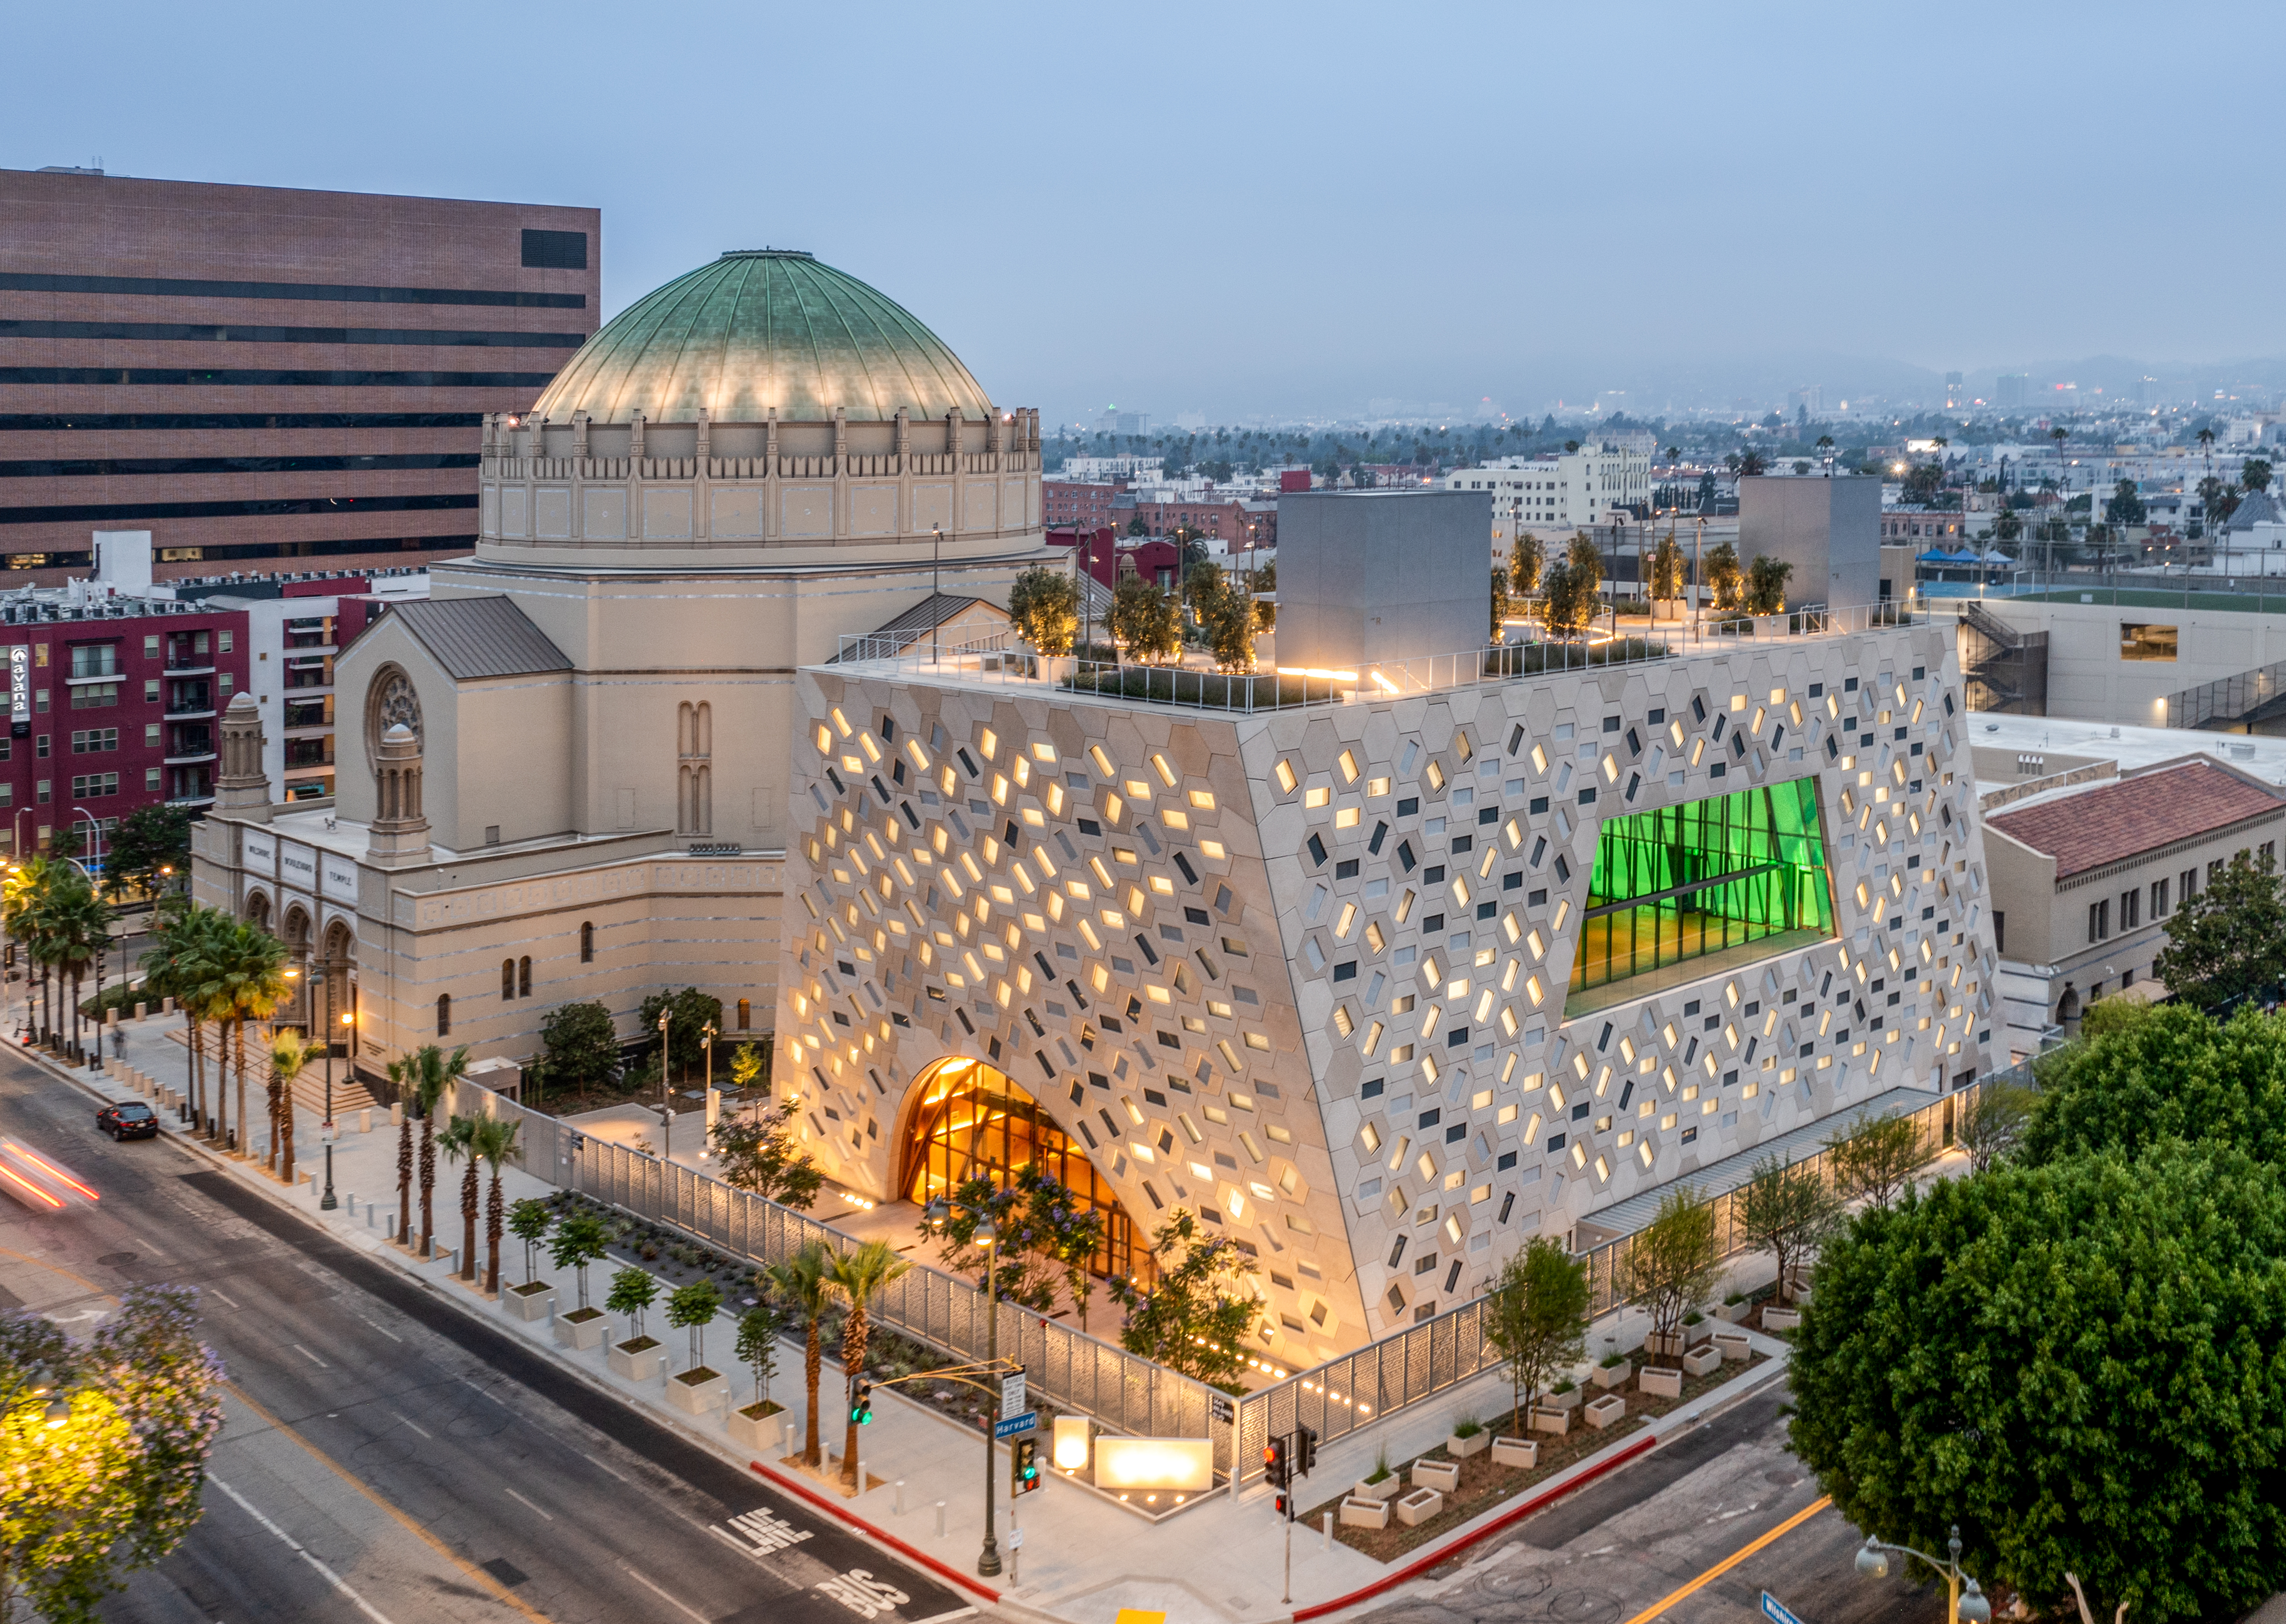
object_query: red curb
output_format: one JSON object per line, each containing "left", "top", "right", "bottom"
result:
{"left": 1289, "top": 1432, "right": 1661, "bottom": 1622}
{"left": 749, "top": 1458, "right": 1002, "bottom": 1604}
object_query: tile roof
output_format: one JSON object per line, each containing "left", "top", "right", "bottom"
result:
{"left": 384, "top": 596, "right": 571, "bottom": 680}
{"left": 1987, "top": 758, "right": 2286, "bottom": 877}
{"left": 826, "top": 593, "right": 1002, "bottom": 662}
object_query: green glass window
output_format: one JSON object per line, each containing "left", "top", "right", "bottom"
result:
{"left": 1569, "top": 777, "right": 1836, "bottom": 1010}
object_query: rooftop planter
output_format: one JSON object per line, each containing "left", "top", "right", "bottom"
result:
{"left": 553, "top": 1305, "right": 606, "bottom": 1351}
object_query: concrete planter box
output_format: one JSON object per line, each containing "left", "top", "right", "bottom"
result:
{"left": 727, "top": 1401, "right": 783, "bottom": 1454}
{"left": 1639, "top": 1366, "right": 1684, "bottom": 1400}
{"left": 1683, "top": 1344, "right": 1723, "bottom": 1378}
{"left": 1447, "top": 1431, "right": 1491, "bottom": 1460}
{"left": 503, "top": 1282, "right": 555, "bottom": 1323}
{"left": 1354, "top": 1474, "right": 1400, "bottom": 1501}
{"left": 1644, "top": 1332, "right": 1687, "bottom": 1360}
{"left": 667, "top": 1368, "right": 727, "bottom": 1416}
{"left": 608, "top": 1337, "right": 667, "bottom": 1382}
{"left": 1591, "top": 1361, "right": 1631, "bottom": 1390}
{"left": 1687, "top": 1319, "right": 1715, "bottom": 1345}
{"left": 1490, "top": 1436, "right": 1538, "bottom": 1469}
{"left": 1340, "top": 1495, "right": 1391, "bottom": 1530}
{"left": 1411, "top": 1458, "right": 1460, "bottom": 1494}
{"left": 1713, "top": 1330, "right": 1753, "bottom": 1363}
{"left": 1395, "top": 1487, "right": 1444, "bottom": 1527}
{"left": 1761, "top": 1307, "right": 1802, "bottom": 1333}
{"left": 1543, "top": 1385, "right": 1583, "bottom": 1412}
{"left": 1584, "top": 1393, "right": 1627, "bottom": 1430}
{"left": 1529, "top": 1406, "right": 1571, "bottom": 1436}
{"left": 1718, "top": 1300, "right": 1752, "bottom": 1324}
{"left": 554, "top": 1307, "right": 607, "bottom": 1350}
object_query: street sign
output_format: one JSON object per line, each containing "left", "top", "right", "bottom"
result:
{"left": 1209, "top": 1393, "right": 1235, "bottom": 1426}
{"left": 994, "top": 1410, "right": 1037, "bottom": 1440}
{"left": 1761, "top": 1592, "right": 1806, "bottom": 1624}
{"left": 1008, "top": 1528, "right": 1024, "bottom": 1550}
{"left": 1000, "top": 1367, "right": 1027, "bottom": 1420}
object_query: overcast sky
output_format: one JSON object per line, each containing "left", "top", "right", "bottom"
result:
{"left": 9, "top": 2, "right": 2276, "bottom": 424}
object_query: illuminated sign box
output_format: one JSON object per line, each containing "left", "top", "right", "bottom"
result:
{"left": 1091, "top": 1436, "right": 1214, "bottom": 1492}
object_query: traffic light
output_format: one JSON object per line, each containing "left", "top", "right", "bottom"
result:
{"left": 1010, "top": 1434, "right": 1041, "bottom": 1496}
{"left": 850, "top": 1378, "right": 873, "bottom": 1425}
{"left": 1264, "top": 1435, "right": 1290, "bottom": 1512}
{"left": 1296, "top": 1425, "right": 1317, "bottom": 1477}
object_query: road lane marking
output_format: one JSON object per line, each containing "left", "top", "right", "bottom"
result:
{"left": 622, "top": 1563, "right": 710, "bottom": 1624}
{"left": 292, "top": 1342, "right": 330, "bottom": 1368}
{"left": 210, "top": 1288, "right": 241, "bottom": 1309}
{"left": 582, "top": 1450, "right": 632, "bottom": 1484}
{"left": 1619, "top": 1495, "right": 1834, "bottom": 1624}
{"left": 909, "top": 1610, "right": 979, "bottom": 1624}
{"left": 504, "top": 1487, "right": 555, "bottom": 1521}
{"left": 225, "top": 1381, "right": 555, "bottom": 1624}
{"left": 390, "top": 1411, "right": 433, "bottom": 1440}
{"left": 359, "top": 1313, "right": 404, "bottom": 1342}
{"left": 207, "top": 1471, "right": 398, "bottom": 1624}
{"left": 461, "top": 1377, "right": 504, "bottom": 1403}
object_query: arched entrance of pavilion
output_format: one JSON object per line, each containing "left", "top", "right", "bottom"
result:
{"left": 897, "top": 1056, "right": 1154, "bottom": 1286}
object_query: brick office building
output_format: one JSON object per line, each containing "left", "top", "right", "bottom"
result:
{"left": 0, "top": 167, "right": 598, "bottom": 586}
{"left": 1042, "top": 478, "right": 1117, "bottom": 531}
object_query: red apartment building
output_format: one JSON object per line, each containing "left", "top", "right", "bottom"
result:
{"left": 1126, "top": 496, "right": 1275, "bottom": 554}
{"left": 1043, "top": 479, "right": 1118, "bottom": 531}
{"left": 0, "top": 166, "right": 598, "bottom": 586}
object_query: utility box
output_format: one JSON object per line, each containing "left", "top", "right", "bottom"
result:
{"left": 1738, "top": 476, "right": 1882, "bottom": 610}
{"left": 1273, "top": 490, "right": 1490, "bottom": 673}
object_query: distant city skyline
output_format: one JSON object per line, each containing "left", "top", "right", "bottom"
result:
{"left": 14, "top": 2, "right": 2282, "bottom": 429}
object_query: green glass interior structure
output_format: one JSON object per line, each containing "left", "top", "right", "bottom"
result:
{"left": 901, "top": 1058, "right": 1150, "bottom": 1285}
{"left": 1569, "top": 777, "right": 1837, "bottom": 1007}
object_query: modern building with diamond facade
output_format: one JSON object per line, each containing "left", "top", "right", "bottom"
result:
{"left": 777, "top": 616, "right": 1999, "bottom": 1363}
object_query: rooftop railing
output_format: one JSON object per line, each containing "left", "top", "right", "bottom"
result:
{"left": 828, "top": 602, "right": 1922, "bottom": 718}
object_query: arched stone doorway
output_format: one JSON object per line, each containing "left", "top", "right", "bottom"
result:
{"left": 898, "top": 1056, "right": 1151, "bottom": 1283}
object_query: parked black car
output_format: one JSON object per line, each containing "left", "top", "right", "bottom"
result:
{"left": 96, "top": 1102, "right": 159, "bottom": 1141}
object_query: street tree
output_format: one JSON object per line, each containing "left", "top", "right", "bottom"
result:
{"left": 1480, "top": 1236, "right": 1589, "bottom": 1434}
{"left": 508, "top": 1197, "right": 552, "bottom": 1286}
{"left": 0, "top": 1286, "right": 224, "bottom": 1624}
{"left": 1827, "top": 1113, "right": 1934, "bottom": 1210}
{"left": 473, "top": 1117, "right": 519, "bottom": 1293}
{"left": 1019, "top": 1164, "right": 1106, "bottom": 1331}
{"left": 439, "top": 1116, "right": 480, "bottom": 1282}
{"left": 105, "top": 805, "right": 194, "bottom": 902}
{"left": 1790, "top": 1143, "right": 2286, "bottom": 1623}
{"left": 2154, "top": 848, "right": 2286, "bottom": 1008}
{"left": 548, "top": 1210, "right": 610, "bottom": 1313}
{"left": 1195, "top": 574, "right": 1258, "bottom": 671}
{"left": 1107, "top": 578, "right": 1180, "bottom": 663}
{"left": 265, "top": 1028, "right": 311, "bottom": 1183}
{"left": 2107, "top": 478, "right": 2148, "bottom": 527}
{"left": 606, "top": 1267, "right": 659, "bottom": 1343}
{"left": 1735, "top": 1155, "right": 1841, "bottom": 1305}
{"left": 728, "top": 1037, "right": 768, "bottom": 1096}
{"left": 1622, "top": 1186, "right": 1719, "bottom": 1364}
{"left": 2245, "top": 458, "right": 2274, "bottom": 495}
{"left": 1006, "top": 565, "right": 1078, "bottom": 655}
{"left": 1650, "top": 531, "right": 1686, "bottom": 605}
{"left": 734, "top": 1300, "right": 785, "bottom": 1414}
{"left": 638, "top": 987, "right": 724, "bottom": 1079}
{"left": 666, "top": 1279, "right": 724, "bottom": 1376}
{"left": 1110, "top": 1210, "right": 1262, "bottom": 1386}
{"left": 1508, "top": 532, "right": 1544, "bottom": 600}
{"left": 712, "top": 1101, "right": 823, "bottom": 1209}
{"left": 2021, "top": 1003, "right": 2286, "bottom": 1168}
{"left": 1489, "top": 566, "right": 1511, "bottom": 641}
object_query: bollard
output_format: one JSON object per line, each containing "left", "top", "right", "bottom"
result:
{"left": 894, "top": 1480, "right": 905, "bottom": 1515}
{"left": 368, "top": 1202, "right": 378, "bottom": 1230}
{"left": 163, "top": 997, "right": 175, "bottom": 1014}
{"left": 388, "top": 1213, "right": 397, "bottom": 1241}
{"left": 390, "top": 1101, "right": 403, "bottom": 1127}
{"left": 782, "top": 1420, "right": 798, "bottom": 1460}
{"left": 359, "top": 1107, "right": 372, "bottom": 1134}
{"left": 346, "top": 1194, "right": 357, "bottom": 1217}
{"left": 135, "top": 1001, "right": 147, "bottom": 1020}
{"left": 934, "top": 1501, "right": 946, "bottom": 1537}
{"left": 1322, "top": 1510, "right": 1333, "bottom": 1551}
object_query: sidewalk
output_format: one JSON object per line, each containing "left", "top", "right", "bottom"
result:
{"left": 48, "top": 1011, "right": 1793, "bottom": 1624}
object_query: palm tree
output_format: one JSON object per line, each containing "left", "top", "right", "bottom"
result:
{"left": 388, "top": 1054, "right": 414, "bottom": 1244}
{"left": 220, "top": 920, "right": 291, "bottom": 1160}
{"left": 827, "top": 1241, "right": 913, "bottom": 1489}
{"left": 764, "top": 1240, "right": 835, "bottom": 1468}
{"left": 473, "top": 1117, "right": 520, "bottom": 1294}
{"left": 142, "top": 904, "right": 227, "bottom": 1137}
{"left": 50, "top": 874, "right": 109, "bottom": 1065}
{"left": 267, "top": 1029, "right": 312, "bottom": 1182}
{"left": 411, "top": 1044, "right": 469, "bottom": 1257}
{"left": 439, "top": 1115, "right": 480, "bottom": 1281}
{"left": 3, "top": 859, "right": 58, "bottom": 1045}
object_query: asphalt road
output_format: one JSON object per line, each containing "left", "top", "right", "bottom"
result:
{"left": 1364, "top": 1388, "right": 1943, "bottom": 1624}
{"left": 0, "top": 1045, "right": 970, "bottom": 1624}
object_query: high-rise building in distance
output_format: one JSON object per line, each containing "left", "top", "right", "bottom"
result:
{"left": 0, "top": 168, "right": 598, "bottom": 585}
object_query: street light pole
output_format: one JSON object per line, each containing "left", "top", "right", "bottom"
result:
{"left": 658, "top": 1006, "right": 673, "bottom": 1161}
{"left": 931, "top": 523, "right": 945, "bottom": 667}
{"left": 320, "top": 952, "right": 341, "bottom": 1211}
{"left": 924, "top": 1195, "right": 1005, "bottom": 1578}
{"left": 1855, "top": 1525, "right": 1993, "bottom": 1624}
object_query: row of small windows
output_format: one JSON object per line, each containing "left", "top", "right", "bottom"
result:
{"left": 0, "top": 453, "right": 482, "bottom": 480}
{"left": 0, "top": 493, "right": 477, "bottom": 527}
{"left": 0, "top": 413, "right": 485, "bottom": 431}
{"left": 438, "top": 986, "right": 756, "bottom": 1036}
{"left": 0, "top": 369, "right": 559, "bottom": 390}
{"left": 0, "top": 770, "right": 160, "bottom": 804}
{"left": 0, "top": 270, "right": 587, "bottom": 308}
{"left": 0, "top": 321, "right": 586, "bottom": 348}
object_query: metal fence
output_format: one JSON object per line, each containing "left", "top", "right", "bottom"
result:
{"left": 450, "top": 1084, "right": 1229, "bottom": 1469}
{"left": 450, "top": 1063, "right": 2020, "bottom": 1493}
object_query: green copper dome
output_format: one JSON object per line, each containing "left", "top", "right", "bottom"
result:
{"left": 528, "top": 250, "right": 996, "bottom": 426}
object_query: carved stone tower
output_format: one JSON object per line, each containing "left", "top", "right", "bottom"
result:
{"left": 365, "top": 722, "right": 432, "bottom": 867}
{"left": 215, "top": 691, "right": 268, "bottom": 811}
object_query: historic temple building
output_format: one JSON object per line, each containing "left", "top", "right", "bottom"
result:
{"left": 193, "top": 249, "right": 1045, "bottom": 1062}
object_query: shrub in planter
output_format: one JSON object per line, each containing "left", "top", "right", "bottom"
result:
{"left": 1449, "top": 1416, "right": 1490, "bottom": 1458}
{"left": 1356, "top": 1451, "right": 1399, "bottom": 1500}
{"left": 554, "top": 1305, "right": 607, "bottom": 1350}
{"left": 1545, "top": 1379, "right": 1583, "bottom": 1411}
{"left": 1591, "top": 1357, "right": 1632, "bottom": 1389}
